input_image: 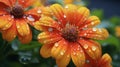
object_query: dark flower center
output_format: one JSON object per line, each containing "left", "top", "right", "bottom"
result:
{"left": 62, "top": 25, "right": 78, "bottom": 42}
{"left": 10, "top": 5, "right": 24, "bottom": 18}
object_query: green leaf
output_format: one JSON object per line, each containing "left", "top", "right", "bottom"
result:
{"left": 18, "top": 41, "right": 42, "bottom": 50}
{"left": 98, "top": 35, "right": 120, "bottom": 49}
{"left": 91, "top": 9, "right": 104, "bottom": 20}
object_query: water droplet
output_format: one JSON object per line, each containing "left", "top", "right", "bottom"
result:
{"left": 23, "top": 16, "right": 26, "bottom": 18}
{"left": 92, "top": 46, "right": 97, "bottom": 51}
{"left": 73, "top": 52, "right": 76, "bottom": 55}
{"left": 63, "top": 15, "right": 66, "bottom": 18}
{"left": 84, "top": 44, "right": 88, "bottom": 49}
{"left": 86, "top": 60, "right": 90, "bottom": 63}
{"left": 11, "top": 16, "right": 14, "bottom": 18}
{"left": 27, "top": 15, "right": 35, "bottom": 22}
{"left": 37, "top": 10, "right": 42, "bottom": 14}
{"left": 84, "top": 33, "right": 87, "bottom": 36}
{"left": 93, "top": 28, "right": 97, "bottom": 31}
{"left": 48, "top": 28, "right": 53, "bottom": 32}
{"left": 3, "top": 14, "right": 5, "bottom": 16}
{"left": 98, "top": 29, "right": 102, "bottom": 32}
{"left": 65, "top": 6, "right": 68, "bottom": 8}
{"left": 17, "top": 26, "right": 20, "bottom": 28}
{"left": 91, "top": 22, "right": 94, "bottom": 25}
{"left": 77, "top": 48, "right": 80, "bottom": 50}
{"left": 19, "top": 55, "right": 31, "bottom": 64}
{"left": 60, "top": 51, "right": 64, "bottom": 55}
{"left": 55, "top": 43, "right": 59, "bottom": 47}
{"left": 22, "top": 0, "right": 25, "bottom": 2}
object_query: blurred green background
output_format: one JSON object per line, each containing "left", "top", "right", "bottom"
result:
{"left": 0, "top": 0, "right": 120, "bottom": 67}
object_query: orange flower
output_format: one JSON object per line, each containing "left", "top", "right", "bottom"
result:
{"left": 64, "top": 0, "right": 81, "bottom": 4}
{"left": 35, "top": 4, "right": 109, "bottom": 67}
{"left": 0, "top": 0, "right": 46, "bottom": 44}
{"left": 83, "top": 53, "right": 112, "bottom": 67}
{"left": 115, "top": 26, "right": 120, "bottom": 37}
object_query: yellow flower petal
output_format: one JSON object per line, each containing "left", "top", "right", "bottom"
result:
{"left": 16, "top": 19, "right": 30, "bottom": 36}
{"left": 77, "top": 7, "right": 90, "bottom": 26}
{"left": 80, "top": 16, "right": 100, "bottom": 29}
{"left": 71, "top": 43, "right": 85, "bottom": 67}
{"left": 64, "top": 4, "right": 78, "bottom": 25}
{"left": 40, "top": 44, "right": 54, "bottom": 58}
{"left": 98, "top": 53, "right": 112, "bottom": 67}
{"left": 79, "top": 39, "right": 102, "bottom": 60}
{"left": 79, "top": 28, "right": 109, "bottom": 40}
{"left": 115, "top": 26, "right": 120, "bottom": 37}
{"left": 56, "top": 48, "right": 71, "bottom": 67}
{"left": 51, "top": 39, "right": 68, "bottom": 59}
{"left": 2, "top": 23, "right": 17, "bottom": 42}
{"left": 38, "top": 32, "right": 62, "bottom": 44}
{"left": 50, "top": 4, "right": 67, "bottom": 26}
{"left": 18, "top": 30, "right": 32, "bottom": 44}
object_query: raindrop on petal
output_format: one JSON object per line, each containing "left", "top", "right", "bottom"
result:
{"left": 60, "top": 51, "right": 64, "bottom": 55}
{"left": 48, "top": 28, "right": 53, "bottom": 32}
{"left": 92, "top": 46, "right": 97, "bottom": 51}
{"left": 93, "top": 28, "right": 97, "bottom": 31}
{"left": 63, "top": 15, "right": 66, "bottom": 18}
{"left": 37, "top": 9, "right": 42, "bottom": 14}
{"left": 86, "top": 60, "right": 90, "bottom": 63}
{"left": 55, "top": 43, "right": 59, "bottom": 47}
{"left": 84, "top": 44, "right": 88, "bottom": 49}
{"left": 27, "top": 15, "right": 35, "bottom": 22}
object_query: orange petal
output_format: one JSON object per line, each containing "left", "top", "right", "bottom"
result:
{"left": 18, "top": 30, "right": 32, "bottom": 44}
{"left": 38, "top": 32, "right": 62, "bottom": 44}
{"left": 18, "top": 0, "right": 35, "bottom": 8}
{"left": 40, "top": 44, "right": 54, "bottom": 58}
{"left": 79, "top": 28, "right": 109, "bottom": 40}
{"left": 56, "top": 46, "right": 71, "bottom": 67}
{"left": 0, "top": 15, "right": 13, "bottom": 30}
{"left": 64, "top": 4, "right": 78, "bottom": 25}
{"left": 0, "top": 0, "right": 16, "bottom": 7}
{"left": 16, "top": 19, "right": 30, "bottom": 36}
{"left": 115, "top": 26, "right": 120, "bottom": 37}
{"left": 71, "top": 43, "right": 85, "bottom": 67}
{"left": 35, "top": 16, "right": 61, "bottom": 31}
{"left": 98, "top": 53, "right": 112, "bottom": 67}
{"left": 50, "top": 4, "right": 67, "bottom": 27}
{"left": 0, "top": 3, "right": 9, "bottom": 14}
{"left": 77, "top": 7, "right": 90, "bottom": 26}
{"left": 78, "top": 39, "right": 102, "bottom": 60}
{"left": 80, "top": 16, "right": 100, "bottom": 29}
{"left": 51, "top": 39, "right": 68, "bottom": 59}
{"left": 2, "top": 23, "right": 17, "bottom": 42}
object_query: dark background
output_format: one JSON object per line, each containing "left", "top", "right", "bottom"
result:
{"left": 88, "top": 0, "right": 120, "bottom": 18}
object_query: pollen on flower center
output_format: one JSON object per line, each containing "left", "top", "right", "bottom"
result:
{"left": 10, "top": 5, "right": 24, "bottom": 18}
{"left": 62, "top": 25, "right": 78, "bottom": 42}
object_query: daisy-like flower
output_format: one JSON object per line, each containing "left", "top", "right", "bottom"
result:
{"left": 84, "top": 53, "right": 112, "bottom": 67}
{"left": 0, "top": 0, "right": 47, "bottom": 44}
{"left": 35, "top": 4, "right": 109, "bottom": 67}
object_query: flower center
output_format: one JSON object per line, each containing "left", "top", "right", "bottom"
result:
{"left": 10, "top": 5, "right": 24, "bottom": 18}
{"left": 62, "top": 25, "right": 78, "bottom": 42}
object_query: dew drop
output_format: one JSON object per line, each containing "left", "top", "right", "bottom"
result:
{"left": 17, "top": 26, "right": 20, "bottom": 28}
{"left": 37, "top": 10, "right": 42, "bottom": 14}
{"left": 48, "top": 28, "right": 53, "bottom": 32}
{"left": 86, "top": 60, "right": 90, "bottom": 63}
{"left": 73, "top": 52, "right": 76, "bottom": 55}
{"left": 92, "top": 46, "right": 97, "bottom": 51}
{"left": 55, "top": 43, "right": 59, "bottom": 47}
{"left": 27, "top": 15, "right": 35, "bottom": 22}
{"left": 84, "top": 44, "right": 88, "bottom": 49}
{"left": 63, "top": 15, "right": 66, "bottom": 18}
{"left": 91, "top": 22, "right": 94, "bottom": 25}
{"left": 11, "top": 15, "right": 14, "bottom": 18}
{"left": 60, "top": 51, "right": 64, "bottom": 55}
{"left": 93, "top": 28, "right": 97, "bottom": 31}
{"left": 84, "top": 33, "right": 87, "bottom": 36}
{"left": 67, "top": 55, "right": 70, "bottom": 58}
{"left": 19, "top": 55, "right": 31, "bottom": 64}
{"left": 65, "top": 6, "right": 68, "bottom": 8}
